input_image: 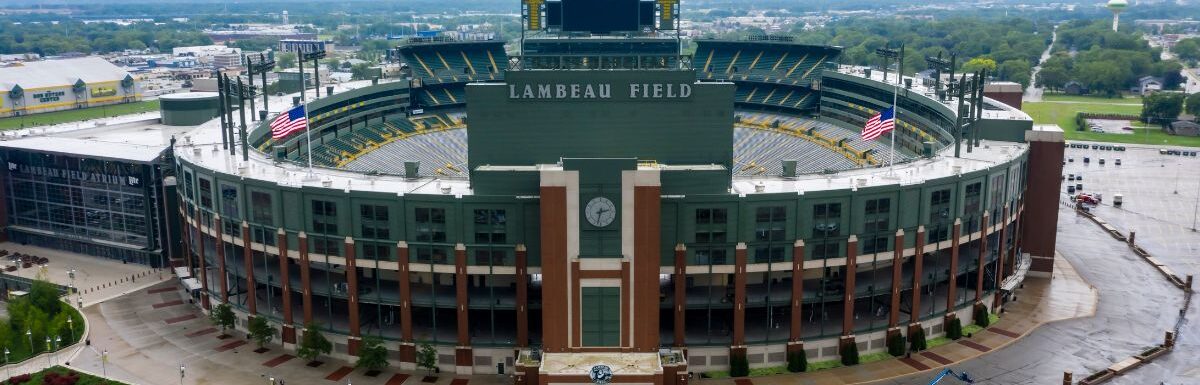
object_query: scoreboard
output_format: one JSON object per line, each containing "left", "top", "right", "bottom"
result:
{"left": 528, "top": 0, "right": 678, "bottom": 33}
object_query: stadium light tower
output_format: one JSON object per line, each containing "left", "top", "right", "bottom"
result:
{"left": 1107, "top": 0, "right": 1127, "bottom": 32}
{"left": 875, "top": 47, "right": 900, "bottom": 84}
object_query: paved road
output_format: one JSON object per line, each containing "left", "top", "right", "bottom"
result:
{"left": 1023, "top": 25, "right": 1058, "bottom": 103}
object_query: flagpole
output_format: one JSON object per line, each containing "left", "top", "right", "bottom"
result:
{"left": 889, "top": 82, "right": 898, "bottom": 169}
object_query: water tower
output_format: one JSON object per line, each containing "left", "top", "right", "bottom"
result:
{"left": 1107, "top": 0, "right": 1128, "bottom": 32}
{"left": 282, "top": 10, "right": 290, "bottom": 25}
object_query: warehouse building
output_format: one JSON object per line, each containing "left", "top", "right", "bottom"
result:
{"left": 0, "top": 57, "right": 141, "bottom": 118}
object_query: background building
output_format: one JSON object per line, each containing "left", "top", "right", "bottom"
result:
{"left": 0, "top": 57, "right": 141, "bottom": 117}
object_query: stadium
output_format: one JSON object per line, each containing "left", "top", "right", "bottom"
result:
{"left": 172, "top": 1, "right": 1062, "bottom": 383}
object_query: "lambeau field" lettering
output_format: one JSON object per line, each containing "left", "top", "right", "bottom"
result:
{"left": 508, "top": 83, "right": 692, "bottom": 100}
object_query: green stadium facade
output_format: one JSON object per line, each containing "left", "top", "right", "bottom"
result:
{"left": 170, "top": 2, "right": 1063, "bottom": 383}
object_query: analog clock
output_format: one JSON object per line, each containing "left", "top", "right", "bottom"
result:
{"left": 585, "top": 196, "right": 616, "bottom": 228}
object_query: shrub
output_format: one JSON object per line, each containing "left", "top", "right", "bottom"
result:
{"left": 946, "top": 318, "right": 963, "bottom": 340}
{"left": 887, "top": 332, "right": 907, "bottom": 356}
{"left": 786, "top": 350, "right": 807, "bottom": 373}
{"left": 41, "top": 370, "right": 80, "bottom": 385}
{"left": 840, "top": 342, "right": 860, "bottom": 366}
{"left": 974, "top": 306, "right": 991, "bottom": 328}
{"left": 355, "top": 336, "right": 389, "bottom": 371}
{"left": 729, "top": 353, "right": 749, "bottom": 377}
{"left": 909, "top": 327, "right": 927, "bottom": 352}
{"left": 6, "top": 374, "right": 31, "bottom": 384}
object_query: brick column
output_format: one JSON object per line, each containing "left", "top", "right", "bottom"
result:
{"left": 843, "top": 235, "right": 858, "bottom": 336}
{"left": 397, "top": 242, "right": 415, "bottom": 367}
{"left": 454, "top": 243, "right": 472, "bottom": 374}
{"left": 1023, "top": 128, "right": 1064, "bottom": 274}
{"left": 214, "top": 214, "right": 228, "bottom": 303}
{"left": 909, "top": 226, "right": 925, "bottom": 335}
{"left": 995, "top": 206, "right": 1009, "bottom": 309}
{"left": 515, "top": 244, "right": 529, "bottom": 348}
{"left": 731, "top": 243, "right": 747, "bottom": 365}
{"left": 976, "top": 212, "right": 988, "bottom": 303}
{"left": 195, "top": 207, "right": 210, "bottom": 310}
{"left": 673, "top": 244, "right": 686, "bottom": 348}
{"left": 298, "top": 232, "right": 313, "bottom": 325}
{"left": 841, "top": 235, "right": 859, "bottom": 352}
{"left": 277, "top": 229, "right": 295, "bottom": 344}
{"left": 345, "top": 237, "right": 361, "bottom": 356}
{"left": 788, "top": 240, "right": 805, "bottom": 357}
{"left": 242, "top": 222, "right": 256, "bottom": 315}
{"left": 183, "top": 209, "right": 194, "bottom": 274}
{"left": 888, "top": 229, "right": 904, "bottom": 340}
{"left": 945, "top": 219, "right": 962, "bottom": 324}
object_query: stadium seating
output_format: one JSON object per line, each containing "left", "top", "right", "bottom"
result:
{"left": 695, "top": 41, "right": 838, "bottom": 84}
{"left": 397, "top": 41, "right": 507, "bottom": 85}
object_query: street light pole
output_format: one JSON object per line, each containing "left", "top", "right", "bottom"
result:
{"left": 67, "top": 318, "right": 74, "bottom": 344}
{"left": 101, "top": 350, "right": 108, "bottom": 377}
{"left": 44, "top": 337, "right": 50, "bottom": 368}
{"left": 4, "top": 348, "right": 9, "bottom": 379}
{"left": 180, "top": 364, "right": 185, "bottom": 385}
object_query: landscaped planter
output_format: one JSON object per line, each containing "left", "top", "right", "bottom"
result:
{"left": 1078, "top": 369, "right": 1115, "bottom": 385}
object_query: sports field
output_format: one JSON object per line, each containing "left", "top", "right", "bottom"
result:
{"left": 1022, "top": 94, "right": 1200, "bottom": 147}
{"left": 0, "top": 100, "right": 159, "bottom": 130}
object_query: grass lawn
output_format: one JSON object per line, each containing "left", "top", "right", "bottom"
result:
{"left": 859, "top": 351, "right": 895, "bottom": 364}
{"left": 5, "top": 365, "right": 130, "bottom": 385}
{"left": 1020, "top": 98, "right": 1200, "bottom": 147}
{"left": 1041, "top": 94, "right": 1143, "bottom": 104}
{"left": 926, "top": 336, "right": 953, "bottom": 349}
{"left": 806, "top": 359, "right": 843, "bottom": 371}
{"left": 0, "top": 100, "right": 159, "bottom": 130}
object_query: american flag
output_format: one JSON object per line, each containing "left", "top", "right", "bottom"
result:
{"left": 270, "top": 105, "right": 308, "bottom": 140}
{"left": 861, "top": 106, "right": 896, "bottom": 141}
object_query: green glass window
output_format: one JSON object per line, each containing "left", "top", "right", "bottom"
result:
{"left": 581, "top": 287, "right": 620, "bottom": 347}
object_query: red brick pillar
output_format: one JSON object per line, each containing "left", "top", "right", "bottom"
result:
{"left": 195, "top": 207, "right": 210, "bottom": 310}
{"left": 0, "top": 166, "right": 9, "bottom": 243}
{"left": 397, "top": 242, "right": 415, "bottom": 366}
{"left": 1023, "top": 130, "right": 1064, "bottom": 274}
{"left": 673, "top": 244, "right": 686, "bottom": 348}
{"left": 454, "top": 244, "right": 472, "bottom": 373}
{"left": 298, "top": 232, "right": 313, "bottom": 325}
{"left": 277, "top": 229, "right": 295, "bottom": 344}
{"left": 214, "top": 214, "right": 228, "bottom": 303}
{"left": 841, "top": 235, "right": 859, "bottom": 352}
{"left": 946, "top": 219, "right": 962, "bottom": 324}
{"left": 345, "top": 237, "right": 360, "bottom": 356}
{"left": 995, "top": 206, "right": 1009, "bottom": 310}
{"left": 515, "top": 244, "right": 529, "bottom": 348}
{"left": 183, "top": 208, "right": 194, "bottom": 274}
{"left": 731, "top": 243, "right": 747, "bottom": 365}
{"left": 909, "top": 226, "right": 926, "bottom": 335}
{"left": 888, "top": 229, "right": 905, "bottom": 340}
{"left": 788, "top": 240, "right": 805, "bottom": 357}
{"left": 976, "top": 212, "right": 988, "bottom": 303}
{"left": 242, "top": 222, "right": 256, "bottom": 315}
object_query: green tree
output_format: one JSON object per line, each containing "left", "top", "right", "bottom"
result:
{"left": 909, "top": 327, "right": 927, "bottom": 352}
{"left": 355, "top": 336, "right": 389, "bottom": 372}
{"left": 961, "top": 57, "right": 997, "bottom": 74}
{"left": 1184, "top": 93, "right": 1200, "bottom": 118}
{"left": 209, "top": 303, "right": 236, "bottom": 334}
{"left": 350, "top": 63, "right": 375, "bottom": 80}
{"left": 887, "top": 332, "right": 907, "bottom": 356}
{"left": 1142, "top": 92, "right": 1185, "bottom": 127}
{"left": 1174, "top": 38, "right": 1200, "bottom": 64}
{"left": 326, "top": 58, "right": 341, "bottom": 72}
{"left": 247, "top": 316, "right": 277, "bottom": 349}
{"left": 1037, "top": 63, "right": 1070, "bottom": 92}
{"left": 729, "top": 353, "right": 749, "bottom": 377}
{"left": 997, "top": 59, "right": 1032, "bottom": 88}
{"left": 946, "top": 317, "right": 963, "bottom": 340}
{"left": 417, "top": 343, "right": 438, "bottom": 374}
{"left": 974, "top": 306, "right": 992, "bottom": 328}
{"left": 840, "top": 342, "right": 860, "bottom": 366}
{"left": 277, "top": 52, "right": 298, "bottom": 69}
{"left": 297, "top": 323, "right": 333, "bottom": 363}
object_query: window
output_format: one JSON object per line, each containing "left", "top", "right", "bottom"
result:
{"left": 753, "top": 206, "right": 786, "bottom": 263}
{"left": 581, "top": 287, "right": 620, "bottom": 347}
{"left": 863, "top": 198, "right": 890, "bottom": 234}
{"left": 811, "top": 242, "right": 839, "bottom": 259}
{"left": 812, "top": 203, "right": 841, "bottom": 236}
{"left": 198, "top": 178, "right": 213, "bottom": 209}
{"left": 964, "top": 183, "right": 982, "bottom": 233}
{"left": 312, "top": 200, "right": 338, "bottom": 234}
{"left": 183, "top": 171, "right": 195, "bottom": 200}
{"left": 694, "top": 208, "right": 727, "bottom": 243}
{"left": 361, "top": 242, "right": 392, "bottom": 261}
{"left": 220, "top": 184, "right": 239, "bottom": 219}
{"left": 928, "top": 189, "right": 952, "bottom": 242}
{"left": 415, "top": 207, "right": 447, "bottom": 243}
{"left": 250, "top": 191, "right": 273, "bottom": 224}
{"left": 360, "top": 204, "right": 390, "bottom": 240}
{"left": 473, "top": 209, "right": 507, "bottom": 244}
{"left": 862, "top": 236, "right": 889, "bottom": 254}
{"left": 989, "top": 174, "right": 1005, "bottom": 224}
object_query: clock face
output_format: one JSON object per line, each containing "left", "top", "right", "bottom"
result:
{"left": 584, "top": 196, "right": 616, "bottom": 228}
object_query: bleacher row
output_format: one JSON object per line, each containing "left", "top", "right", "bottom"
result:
{"left": 398, "top": 42, "right": 507, "bottom": 85}
{"left": 307, "top": 112, "right": 467, "bottom": 169}
{"left": 414, "top": 86, "right": 468, "bottom": 107}
{"left": 344, "top": 128, "right": 470, "bottom": 177}
{"left": 694, "top": 41, "right": 835, "bottom": 84}
{"left": 736, "top": 112, "right": 916, "bottom": 167}
{"left": 734, "top": 84, "right": 818, "bottom": 111}
{"left": 733, "top": 127, "right": 857, "bottom": 175}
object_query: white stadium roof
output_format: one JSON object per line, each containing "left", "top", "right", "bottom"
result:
{"left": 0, "top": 57, "right": 132, "bottom": 91}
